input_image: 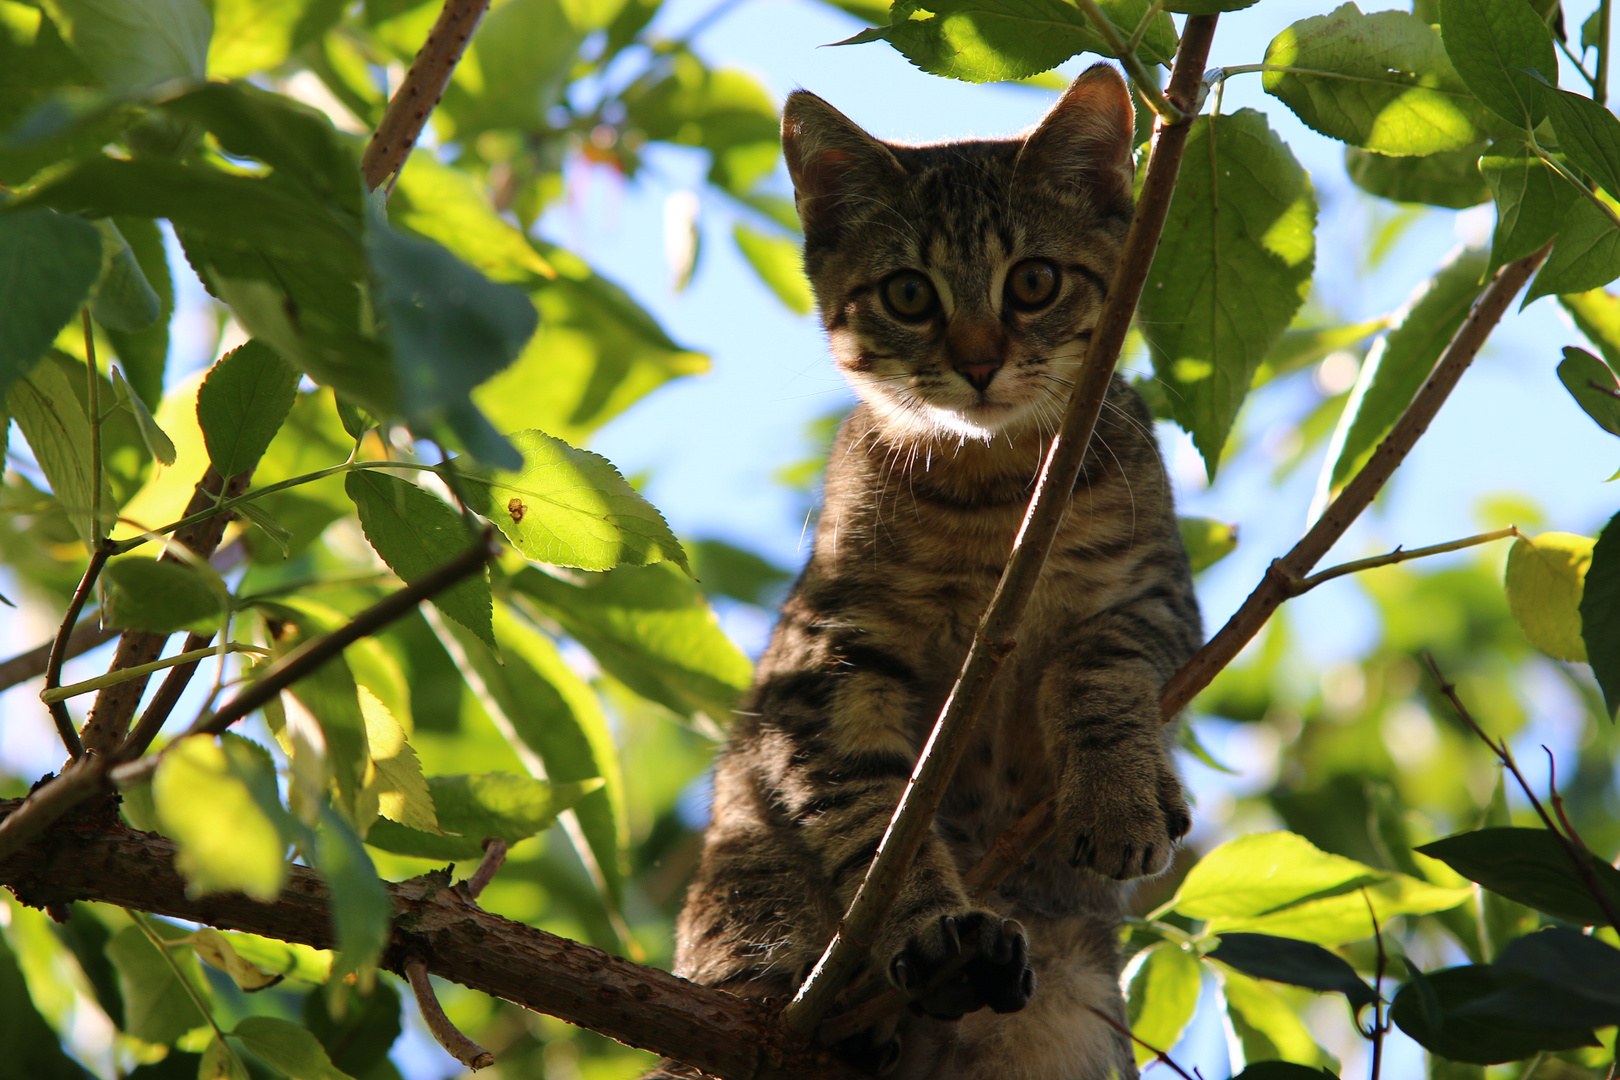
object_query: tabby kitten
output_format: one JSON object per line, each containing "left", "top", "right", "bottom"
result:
{"left": 658, "top": 65, "right": 1202, "bottom": 1080}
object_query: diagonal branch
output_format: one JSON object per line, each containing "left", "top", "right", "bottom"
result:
{"left": 780, "top": 14, "right": 1222, "bottom": 1034}
{"left": 0, "top": 807, "right": 860, "bottom": 1080}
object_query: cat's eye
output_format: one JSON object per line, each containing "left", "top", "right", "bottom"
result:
{"left": 881, "top": 270, "right": 939, "bottom": 321}
{"left": 1005, "top": 259, "right": 1059, "bottom": 311}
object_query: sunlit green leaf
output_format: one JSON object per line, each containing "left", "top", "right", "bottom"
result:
{"left": 43, "top": 0, "right": 210, "bottom": 92}
{"left": 153, "top": 735, "right": 290, "bottom": 899}
{"left": 390, "top": 150, "right": 553, "bottom": 283}
{"left": 1480, "top": 139, "right": 1576, "bottom": 275}
{"left": 1222, "top": 969, "right": 1335, "bottom": 1070}
{"left": 197, "top": 340, "right": 301, "bottom": 479}
{"left": 1125, "top": 944, "right": 1200, "bottom": 1066}
{"left": 1504, "top": 530, "right": 1593, "bottom": 661}
{"left": 109, "top": 364, "right": 176, "bottom": 466}
{"left": 189, "top": 926, "right": 282, "bottom": 991}
{"left": 366, "top": 772, "right": 602, "bottom": 860}
{"left": 1263, "top": 5, "right": 1494, "bottom": 156}
{"left": 358, "top": 685, "right": 438, "bottom": 834}
{"left": 1560, "top": 288, "right": 1620, "bottom": 371}
{"left": 208, "top": 0, "right": 343, "bottom": 78}
{"left": 733, "top": 223, "right": 813, "bottom": 315}
{"left": 8, "top": 356, "right": 116, "bottom": 548}
{"left": 623, "top": 51, "right": 783, "bottom": 192}
{"left": 1142, "top": 110, "right": 1316, "bottom": 477}
{"left": 1179, "top": 516, "right": 1239, "bottom": 574}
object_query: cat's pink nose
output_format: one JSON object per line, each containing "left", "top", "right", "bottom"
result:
{"left": 956, "top": 359, "right": 1001, "bottom": 391}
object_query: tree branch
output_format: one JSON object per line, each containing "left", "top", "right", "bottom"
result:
{"left": 0, "top": 807, "right": 861, "bottom": 1080}
{"left": 361, "top": 0, "right": 493, "bottom": 190}
{"left": 42, "top": 546, "right": 108, "bottom": 758}
{"left": 781, "top": 14, "right": 1222, "bottom": 1034}
{"left": 0, "top": 621, "right": 119, "bottom": 694}
{"left": 406, "top": 958, "right": 494, "bottom": 1071}
{"left": 1159, "top": 240, "right": 1554, "bottom": 718}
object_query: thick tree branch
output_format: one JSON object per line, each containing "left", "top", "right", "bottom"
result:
{"left": 0, "top": 806, "right": 860, "bottom": 1080}
{"left": 1159, "top": 241, "right": 1554, "bottom": 718}
{"left": 781, "top": 15, "right": 1222, "bottom": 1033}
{"left": 361, "top": 0, "right": 492, "bottom": 190}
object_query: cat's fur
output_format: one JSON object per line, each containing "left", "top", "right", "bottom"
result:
{"left": 653, "top": 66, "right": 1202, "bottom": 1080}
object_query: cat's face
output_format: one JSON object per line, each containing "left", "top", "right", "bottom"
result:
{"left": 783, "top": 66, "right": 1136, "bottom": 443}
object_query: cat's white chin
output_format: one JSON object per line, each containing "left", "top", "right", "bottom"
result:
{"left": 923, "top": 400, "right": 1033, "bottom": 440}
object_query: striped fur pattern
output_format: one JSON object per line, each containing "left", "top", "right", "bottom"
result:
{"left": 657, "top": 66, "right": 1202, "bottom": 1080}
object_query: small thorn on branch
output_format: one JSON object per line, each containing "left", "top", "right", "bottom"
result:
{"left": 406, "top": 958, "right": 495, "bottom": 1071}
{"left": 464, "top": 837, "right": 507, "bottom": 900}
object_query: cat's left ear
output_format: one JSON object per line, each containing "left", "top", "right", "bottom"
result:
{"left": 1021, "top": 64, "right": 1135, "bottom": 200}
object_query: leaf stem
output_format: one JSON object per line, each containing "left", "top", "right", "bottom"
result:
{"left": 1531, "top": 142, "right": 1620, "bottom": 230}
{"left": 1071, "top": 0, "right": 1184, "bottom": 123}
{"left": 40, "top": 643, "right": 268, "bottom": 704}
{"left": 1363, "top": 889, "right": 1387, "bottom": 1080}
{"left": 129, "top": 911, "right": 249, "bottom": 1078}
{"left": 1124, "top": 0, "right": 1166, "bottom": 55}
{"left": 780, "top": 13, "right": 1221, "bottom": 1035}
{"left": 1556, "top": 35, "right": 1601, "bottom": 94}
{"left": 42, "top": 547, "right": 109, "bottom": 757}
{"left": 83, "top": 310, "right": 104, "bottom": 546}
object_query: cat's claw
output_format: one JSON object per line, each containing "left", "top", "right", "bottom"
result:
{"left": 889, "top": 911, "right": 1035, "bottom": 1020}
{"left": 1064, "top": 757, "right": 1190, "bottom": 879}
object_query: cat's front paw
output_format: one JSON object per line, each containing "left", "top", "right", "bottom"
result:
{"left": 888, "top": 911, "right": 1035, "bottom": 1020}
{"left": 1064, "top": 758, "right": 1190, "bottom": 880}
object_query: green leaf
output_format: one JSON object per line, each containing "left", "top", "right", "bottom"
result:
{"left": 437, "top": 0, "right": 583, "bottom": 137}
{"left": 201, "top": 1036, "right": 250, "bottom": 1080}
{"left": 345, "top": 470, "right": 495, "bottom": 651}
{"left": 472, "top": 249, "right": 709, "bottom": 445}
{"left": 153, "top": 735, "right": 291, "bottom": 899}
{"left": 1230, "top": 1066, "right": 1338, "bottom": 1080}
{"left": 1209, "top": 933, "right": 1376, "bottom": 1009}
{"left": 283, "top": 639, "right": 372, "bottom": 824}
{"left": 302, "top": 980, "right": 400, "bottom": 1079}
{"left": 622, "top": 52, "right": 783, "bottom": 193}
{"left": 197, "top": 340, "right": 301, "bottom": 478}
{"left": 0, "top": 933, "right": 94, "bottom": 1080}
{"left": 0, "top": 207, "right": 103, "bottom": 401}
{"left": 1125, "top": 944, "right": 1201, "bottom": 1066}
{"left": 1581, "top": 507, "right": 1620, "bottom": 717}
{"left": 510, "top": 562, "right": 753, "bottom": 722}
{"left": 1345, "top": 145, "right": 1492, "bottom": 209}
{"left": 1480, "top": 140, "right": 1577, "bottom": 274}
{"left": 460, "top": 429, "right": 688, "bottom": 573}
{"left": 90, "top": 219, "right": 161, "bottom": 332}
{"left": 1504, "top": 530, "right": 1594, "bottom": 661}
{"left": 358, "top": 685, "right": 438, "bottom": 834}
{"left": 1542, "top": 86, "right": 1620, "bottom": 202}
{"left": 1555, "top": 343, "right": 1620, "bottom": 438}
{"left": 311, "top": 809, "right": 391, "bottom": 978}
{"left": 237, "top": 388, "right": 354, "bottom": 562}
{"left": 367, "top": 215, "right": 536, "bottom": 468}
{"left": 103, "top": 217, "right": 174, "bottom": 410}
{"left": 449, "top": 603, "right": 625, "bottom": 899}
{"left": 1416, "top": 827, "right": 1620, "bottom": 924}
{"left": 1439, "top": 0, "right": 1558, "bottom": 127}
{"left": 365, "top": 772, "right": 603, "bottom": 860}
{"left": 1141, "top": 110, "right": 1316, "bottom": 477}
{"left": 105, "top": 923, "right": 211, "bottom": 1045}
{"left": 1390, "top": 964, "right": 1598, "bottom": 1064}
{"left": 1222, "top": 969, "right": 1335, "bottom": 1070}
{"left": 1172, "top": 832, "right": 1381, "bottom": 921}
{"left": 1526, "top": 192, "right": 1620, "bottom": 301}
{"left": 1263, "top": 5, "right": 1494, "bottom": 156}
{"left": 215, "top": 933, "right": 331, "bottom": 984}
{"left": 209, "top": 0, "right": 344, "bottom": 78}
{"left": 1324, "top": 247, "right": 1489, "bottom": 493}
{"left": 1457, "top": 928, "right": 1620, "bottom": 1027}
{"left": 1179, "top": 516, "right": 1239, "bottom": 573}
{"left": 188, "top": 926, "right": 282, "bottom": 991}
{"left": 1253, "top": 317, "right": 1389, "bottom": 387}
{"left": 389, "top": 150, "right": 554, "bottom": 283}
{"left": 733, "top": 223, "right": 813, "bottom": 315}
{"left": 686, "top": 537, "right": 791, "bottom": 606}
{"left": 1167, "top": 0, "right": 1259, "bottom": 13}
{"left": 110, "top": 365, "right": 176, "bottom": 466}
{"left": 231, "top": 1017, "right": 356, "bottom": 1080}
{"left": 6, "top": 357, "right": 113, "bottom": 548}
{"left": 104, "top": 556, "right": 225, "bottom": 633}
{"left": 1560, "top": 287, "right": 1620, "bottom": 370}
{"left": 42, "top": 0, "right": 210, "bottom": 92}
{"left": 839, "top": 0, "right": 1177, "bottom": 82}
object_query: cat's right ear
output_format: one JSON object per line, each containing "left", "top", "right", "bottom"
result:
{"left": 782, "top": 92, "right": 903, "bottom": 237}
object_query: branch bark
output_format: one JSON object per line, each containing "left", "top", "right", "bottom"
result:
{"left": 0, "top": 804, "right": 860, "bottom": 1080}
{"left": 0, "top": 621, "right": 119, "bottom": 694}
{"left": 781, "top": 14, "right": 1222, "bottom": 1033}
{"left": 361, "top": 0, "right": 492, "bottom": 190}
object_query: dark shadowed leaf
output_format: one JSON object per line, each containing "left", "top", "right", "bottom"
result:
{"left": 1440, "top": 0, "right": 1558, "bottom": 127}
{"left": 0, "top": 207, "right": 103, "bottom": 400}
{"left": 686, "top": 537, "right": 792, "bottom": 606}
{"left": 1456, "top": 928, "right": 1620, "bottom": 1027}
{"left": 0, "top": 933, "right": 95, "bottom": 1079}
{"left": 110, "top": 365, "right": 176, "bottom": 466}
{"left": 303, "top": 979, "right": 400, "bottom": 1079}
{"left": 102, "top": 216, "right": 173, "bottom": 410}
{"left": 104, "top": 557, "right": 225, "bottom": 633}
{"left": 6, "top": 357, "right": 114, "bottom": 549}
{"left": 365, "top": 772, "right": 603, "bottom": 860}
{"left": 312, "top": 809, "right": 390, "bottom": 977}
{"left": 1264, "top": 6, "right": 1493, "bottom": 156}
{"left": 345, "top": 470, "right": 495, "bottom": 651}
{"left": 1416, "top": 827, "right": 1620, "bottom": 922}
{"left": 90, "top": 219, "right": 161, "bottom": 332}
{"left": 1142, "top": 110, "right": 1316, "bottom": 476}
{"left": 1581, "top": 508, "right": 1620, "bottom": 718}
{"left": 1390, "top": 964, "right": 1598, "bottom": 1063}
{"left": 1345, "top": 145, "right": 1492, "bottom": 209}
{"left": 1526, "top": 193, "right": 1620, "bottom": 302}
{"left": 1542, "top": 86, "right": 1620, "bottom": 202}
{"left": 197, "top": 340, "right": 301, "bottom": 479}
{"left": 1230, "top": 1065, "right": 1339, "bottom": 1080}
{"left": 231, "top": 1016, "right": 354, "bottom": 1080}
{"left": 1209, "top": 933, "right": 1376, "bottom": 1009}
{"left": 1555, "top": 345, "right": 1620, "bottom": 436}
{"left": 105, "top": 923, "right": 211, "bottom": 1045}
{"left": 1480, "top": 140, "right": 1577, "bottom": 275}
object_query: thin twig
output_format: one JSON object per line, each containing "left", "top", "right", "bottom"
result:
{"left": 406, "top": 958, "right": 495, "bottom": 1070}
{"left": 361, "top": 0, "right": 493, "bottom": 191}
{"left": 1159, "top": 241, "right": 1553, "bottom": 719}
{"left": 464, "top": 837, "right": 507, "bottom": 900}
{"left": 1071, "top": 0, "right": 1184, "bottom": 123}
{"left": 1084, "top": 1002, "right": 1196, "bottom": 1080}
{"left": 0, "top": 621, "right": 118, "bottom": 693}
{"left": 42, "top": 547, "right": 108, "bottom": 758}
{"left": 1424, "top": 655, "right": 1620, "bottom": 931}
{"left": 781, "top": 14, "right": 1221, "bottom": 1034}
{"left": 1286, "top": 527, "right": 1520, "bottom": 596}
{"left": 83, "top": 310, "right": 104, "bottom": 546}
{"left": 41, "top": 642, "right": 266, "bottom": 704}
{"left": 1598, "top": 0, "right": 1612, "bottom": 105}
{"left": 1362, "top": 888, "right": 1387, "bottom": 1080}
{"left": 120, "top": 631, "right": 217, "bottom": 760}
